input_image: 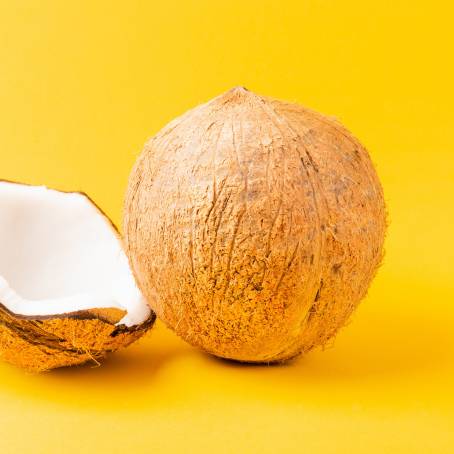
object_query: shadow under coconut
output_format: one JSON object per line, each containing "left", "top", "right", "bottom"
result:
{"left": 52, "top": 335, "right": 179, "bottom": 380}
{"left": 203, "top": 296, "right": 452, "bottom": 384}
{"left": 188, "top": 300, "right": 453, "bottom": 412}
{"left": 199, "top": 271, "right": 453, "bottom": 385}
{"left": 1, "top": 322, "right": 196, "bottom": 410}
{"left": 2, "top": 279, "right": 452, "bottom": 412}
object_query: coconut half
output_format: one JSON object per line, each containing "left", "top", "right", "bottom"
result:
{"left": 0, "top": 181, "right": 154, "bottom": 372}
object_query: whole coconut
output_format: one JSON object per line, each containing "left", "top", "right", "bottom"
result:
{"left": 124, "top": 87, "right": 386, "bottom": 362}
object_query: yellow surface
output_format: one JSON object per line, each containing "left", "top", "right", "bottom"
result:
{"left": 0, "top": 1, "right": 453, "bottom": 452}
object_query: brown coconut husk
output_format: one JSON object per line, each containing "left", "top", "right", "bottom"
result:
{"left": 0, "top": 303, "right": 155, "bottom": 372}
{"left": 124, "top": 87, "right": 386, "bottom": 363}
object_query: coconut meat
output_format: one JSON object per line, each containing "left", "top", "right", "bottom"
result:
{"left": 0, "top": 181, "right": 150, "bottom": 327}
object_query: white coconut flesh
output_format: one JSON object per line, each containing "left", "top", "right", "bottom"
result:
{"left": 0, "top": 181, "right": 150, "bottom": 327}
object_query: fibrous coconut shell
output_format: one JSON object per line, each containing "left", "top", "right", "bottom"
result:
{"left": 0, "top": 303, "right": 155, "bottom": 372}
{"left": 124, "top": 87, "right": 387, "bottom": 363}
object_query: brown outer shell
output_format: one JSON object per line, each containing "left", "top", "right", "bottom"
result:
{"left": 0, "top": 183, "right": 156, "bottom": 372}
{"left": 124, "top": 87, "right": 386, "bottom": 363}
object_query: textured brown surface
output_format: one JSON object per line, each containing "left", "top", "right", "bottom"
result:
{"left": 0, "top": 302, "right": 155, "bottom": 372}
{"left": 124, "top": 87, "right": 386, "bottom": 362}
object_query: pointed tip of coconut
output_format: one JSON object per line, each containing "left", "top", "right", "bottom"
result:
{"left": 214, "top": 86, "right": 261, "bottom": 105}
{"left": 229, "top": 85, "right": 250, "bottom": 94}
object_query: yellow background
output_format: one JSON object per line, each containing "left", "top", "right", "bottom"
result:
{"left": 0, "top": 1, "right": 453, "bottom": 452}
